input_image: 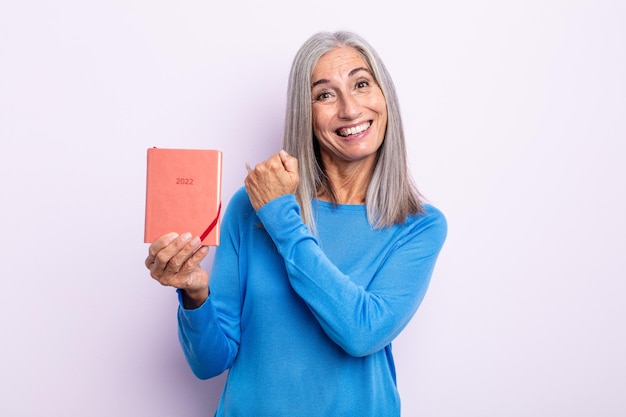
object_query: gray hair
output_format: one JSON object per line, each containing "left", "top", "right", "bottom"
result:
{"left": 281, "top": 31, "right": 422, "bottom": 233}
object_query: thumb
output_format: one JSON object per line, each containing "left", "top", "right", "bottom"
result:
{"left": 279, "top": 150, "right": 298, "bottom": 174}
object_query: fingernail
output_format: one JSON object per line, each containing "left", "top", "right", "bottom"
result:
{"left": 164, "top": 232, "right": 179, "bottom": 243}
{"left": 191, "top": 236, "right": 201, "bottom": 246}
{"left": 180, "top": 232, "right": 192, "bottom": 242}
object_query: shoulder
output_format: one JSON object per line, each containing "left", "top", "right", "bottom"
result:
{"left": 222, "top": 186, "right": 255, "bottom": 222}
{"left": 228, "top": 186, "right": 252, "bottom": 208}
{"left": 420, "top": 203, "right": 446, "bottom": 226}
{"left": 406, "top": 203, "right": 448, "bottom": 245}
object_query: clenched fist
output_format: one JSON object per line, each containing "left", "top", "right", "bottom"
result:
{"left": 245, "top": 150, "right": 299, "bottom": 211}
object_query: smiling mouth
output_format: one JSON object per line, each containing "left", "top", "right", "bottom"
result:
{"left": 336, "top": 121, "right": 371, "bottom": 137}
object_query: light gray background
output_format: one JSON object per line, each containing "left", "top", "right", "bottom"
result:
{"left": 1, "top": 1, "right": 624, "bottom": 416}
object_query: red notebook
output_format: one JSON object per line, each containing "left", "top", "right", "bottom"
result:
{"left": 144, "top": 147, "right": 223, "bottom": 246}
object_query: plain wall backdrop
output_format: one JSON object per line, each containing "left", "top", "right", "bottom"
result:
{"left": 1, "top": 1, "right": 624, "bottom": 416}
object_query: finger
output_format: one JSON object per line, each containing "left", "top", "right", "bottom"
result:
{"left": 269, "top": 152, "right": 286, "bottom": 171}
{"left": 255, "top": 153, "right": 283, "bottom": 174}
{"left": 162, "top": 234, "right": 202, "bottom": 274}
{"left": 145, "top": 232, "right": 179, "bottom": 268}
{"left": 157, "top": 245, "right": 209, "bottom": 289}
{"left": 278, "top": 149, "right": 289, "bottom": 161}
{"left": 151, "top": 232, "right": 193, "bottom": 272}
{"left": 279, "top": 150, "right": 298, "bottom": 175}
{"left": 182, "top": 246, "right": 210, "bottom": 273}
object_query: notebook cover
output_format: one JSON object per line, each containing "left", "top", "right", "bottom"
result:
{"left": 144, "top": 147, "right": 223, "bottom": 246}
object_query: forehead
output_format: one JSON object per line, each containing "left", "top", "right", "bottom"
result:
{"left": 311, "top": 46, "right": 370, "bottom": 80}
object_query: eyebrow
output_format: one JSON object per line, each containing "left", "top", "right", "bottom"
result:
{"left": 311, "top": 67, "right": 372, "bottom": 88}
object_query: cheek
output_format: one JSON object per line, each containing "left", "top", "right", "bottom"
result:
{"left": 374, "top": 94, "right": 388, "bottom": 114}
{"left": 311, "top": 115, "right": 321, "bottom": 138}
{"left": 312, "top": 109, "right": 332, "bottom": 136}
{"left": 376, "top": 100, "right": 388, "bottom": 132}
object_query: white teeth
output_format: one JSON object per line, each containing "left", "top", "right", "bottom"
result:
{"left": 339, "top": 122, "right": 370, "bottom": 137}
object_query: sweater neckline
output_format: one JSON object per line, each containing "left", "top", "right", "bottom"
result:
{"left": 313, "top": 199, "right": 366, "bottom": 211}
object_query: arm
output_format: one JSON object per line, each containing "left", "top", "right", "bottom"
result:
{"left": 176, "top": 192, "right": 248, "bottom": 379}
{"left": 144, "top": 231, "right": 233, "bottom": 379}
{"left": 176, "top": 291, "right": 237, "bottom": 379}
{"left": 256, "top": 195, "right": 447, "bottom": 357}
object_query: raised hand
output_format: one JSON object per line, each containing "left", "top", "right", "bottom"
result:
{"left": 244, "top": 150, "right": 299, "bottom": 211}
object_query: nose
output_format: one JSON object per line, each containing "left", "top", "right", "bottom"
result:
{"left": 337, "top": 93, "right": 362, "bottom": 120}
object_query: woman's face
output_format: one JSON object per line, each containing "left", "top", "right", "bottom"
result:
{"left": 310, "top": 46, "right": 388, "bottom": 169}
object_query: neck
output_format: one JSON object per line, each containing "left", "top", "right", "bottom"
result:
{"left": 318, "top": 156, "right": 375, "bottom": 205}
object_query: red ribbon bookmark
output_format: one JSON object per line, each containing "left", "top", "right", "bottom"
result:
{"left": 200, "top": 202, "right": 222, "bottom": 243}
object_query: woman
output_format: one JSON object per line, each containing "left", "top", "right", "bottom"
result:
{"left": 146, "top": 31, "right": 447, "bottom": 416}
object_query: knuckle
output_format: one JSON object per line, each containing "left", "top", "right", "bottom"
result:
{"left": 167, "top": 257, "right": 184, "bottom": 270}
{"left": 155, "top": 252, "right": 170, "bottom": 265}
{"left": 158, "top": 278, "right": 172, "bottom": 287}
{"left": 149, "top": 270, "right": 162, "bottom": 281}
{"left": 148, "top": 245, "right": 159, "bottom": 257}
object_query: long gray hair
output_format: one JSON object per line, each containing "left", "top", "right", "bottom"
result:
{"left": 282, "top": 31, "right": 422, "bottom": 233}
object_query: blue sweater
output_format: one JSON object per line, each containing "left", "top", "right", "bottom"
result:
{"left": 177, "top": 187, "right": 447, "bottom": 416}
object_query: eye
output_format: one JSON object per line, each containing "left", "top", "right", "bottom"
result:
{"left": 356, "top": 80, "right": 369, "bottom": 89}
{"left": 314, "top": 90, "right": 335, "bottom": 102}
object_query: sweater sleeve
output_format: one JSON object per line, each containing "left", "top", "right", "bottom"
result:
{"left": 176, "top": 191, "right": 248, "bottom": 379}
{"left": 176, "top": 291, "right": 237, "bottom": 379}
{"left": 256, "top": 194, "right": 447, "bottom": 357}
